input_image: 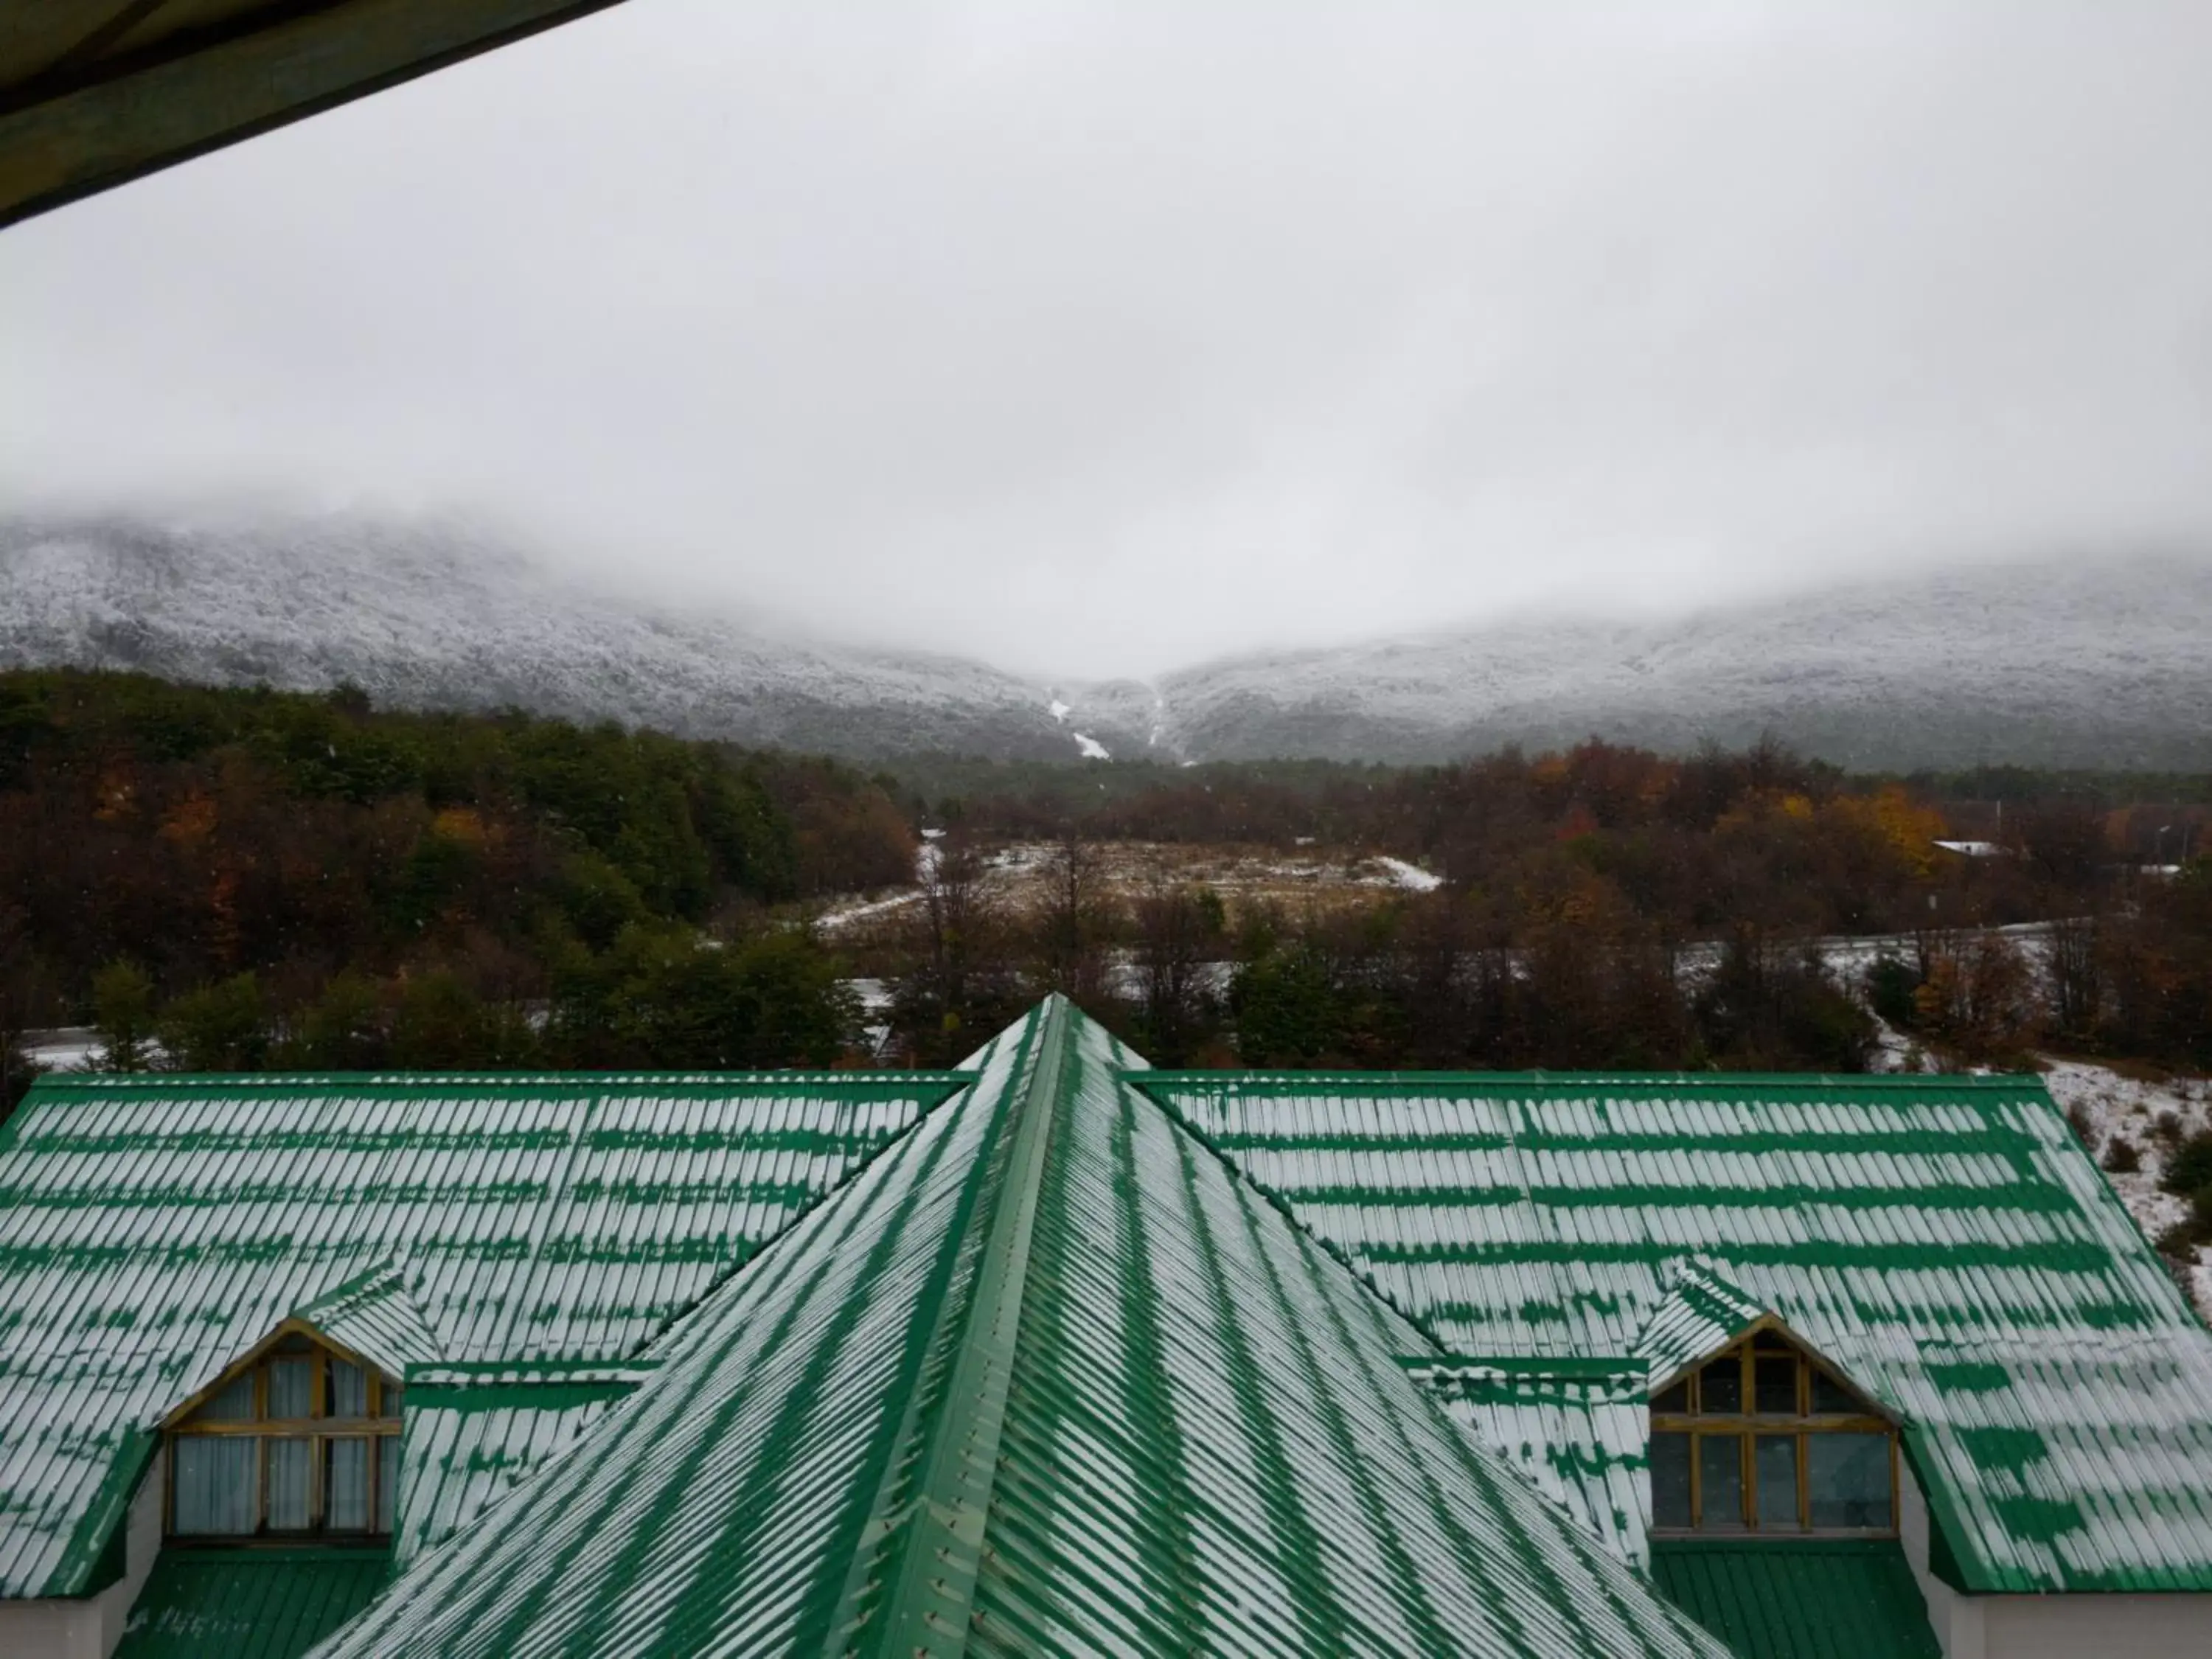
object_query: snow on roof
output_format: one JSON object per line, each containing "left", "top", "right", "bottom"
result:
{"left": 306, "top": 1002, "right": 1726, "bottom": 1659}
{"left": 0, "top": 1070, "right": 964, "bottom": 1598}
{"left": 1137, "top": 1069, "right": 2212, "bottom": 1595}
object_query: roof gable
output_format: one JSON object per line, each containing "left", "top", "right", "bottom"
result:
{"left": 308, "top": 1002, "right": 1728, "bottom": 1658}
{"left": 1634, "top": 1260, "right": 1770, "bottom": 1391}
{"left": 1137, "top": 1069, "right": 2212, "bottom": 1594}
{"left": 0, "top": 1069, "right": 962, "bottom": 1599}
{"left": 293, "top": 1264, "right": 445, "bottom": 1381}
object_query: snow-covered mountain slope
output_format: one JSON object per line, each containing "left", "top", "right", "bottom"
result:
{"left": 0, "top": 515, "right": 1151, "bottom": 763}
{"left": 5, "top": 515, "right": 2208, "bottom": 770}
{"left": 1150, "top": 556, "right": 2212, "bottom": 769}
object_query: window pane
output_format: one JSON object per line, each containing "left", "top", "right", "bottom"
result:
{"left": 378, "top": 1434, "right": 400, "bottom": 1535}
{"left": 326, "top": 1439, "right": 371, "bottom": 1530}
{"left": 1755, "top": 1357, "right": 1798, "bottom": 1415}
{"left": 267, "top": 1437, "right": 312, "bottom": 1530}
{"left": 1650, "top": 1433, "right": 1691, "bottom": 1528}
{"left": 173, "top": 1436, "right": 259, "bottom": 1534}
{"left": 1809, "top": 1370, "right": 1859, "bottom": 1415}
{"left": 1699, "top": 1434, "right": 1747, "bottom": 1531}
{"left": 268, "top": 1358, "right": 313, "bottom": 1420}
{"left": 1700, "top": 1358, "right": 1742, "bottom": 1415}
{"left": 382, "top": 1382, "right": 404, "bottom": 1420}
{"left": 1808, "top": 1433, "right": 1893, "bottom": 1529}
{"left": 1652, "top": 1380, "right": 1689, "bottom": 1414}
{"left": 329, "top": 1358, "right": 369, "bottom": 1419}
{"left": 192, "top": 1374, "right": 256, "bottom": 1423}
{"left": 1756, "top": 1436, "right": 1801, "bottom": 1530}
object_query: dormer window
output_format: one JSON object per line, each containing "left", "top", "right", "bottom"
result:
{"left": 1648, "top": 1326, "right": 1896, "bottom": 1537}
{"left": 166, "top": 1331, "right": 403, "bottom": 1540}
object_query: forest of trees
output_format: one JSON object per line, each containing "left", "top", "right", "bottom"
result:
{"left": 866, "top": 741, "right": 2212, "bottom": 1075}
{"left": 0, "top": 670, "right": 913, "bottom": 1106}
{"left": 4, "top": 672, "right": 2208, "bottom": 1116}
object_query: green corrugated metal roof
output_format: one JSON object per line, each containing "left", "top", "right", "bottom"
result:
{"left": 114, "top": 1548, "right": 389, "bottom": 1659}
{"left": 1136, "top": 1071, "right": 2212, "bottom": 1594}
{"left": 1649, "top": 1541, "right": 1943, "bottom": 1659}
{"left": 1411, "top": 1357, "right": 1651, "bottom": 1566}
{"left": 392, "top": 1362, "right": 654, "bottom": 1565}
{"left": 307, "top": 1001, "right": 1731, "bottom": 1658}
{"left": 296, "top": 1263, "right": 445, "bottom": 1378}
{"left": 0, "top": 1070, "right": 964, "bottom": 1598}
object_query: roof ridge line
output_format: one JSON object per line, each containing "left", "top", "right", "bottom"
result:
{"left": 832, "top": 996, "right": 1071, "bottom": 1659}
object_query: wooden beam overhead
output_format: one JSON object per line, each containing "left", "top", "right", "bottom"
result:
{"left": 0, "top": 0, "right": 630, "bottom": 230}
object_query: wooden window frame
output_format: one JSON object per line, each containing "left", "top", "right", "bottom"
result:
{"left": 163, "top": 1324, "right": 402, "bottom": 1543}
{"left": 1649, "top": 1321, "right": 1900, "bottom": 1540}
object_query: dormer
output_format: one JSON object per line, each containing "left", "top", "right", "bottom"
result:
{"left": 156, "top": 1265, "right": 439, "bottom": 1543}
{"left": 1647, "top": 1321, "right": 1898, "bottom": 1537}
{"left": 162, "top": 1322, "right": 405, "bottom": 1540}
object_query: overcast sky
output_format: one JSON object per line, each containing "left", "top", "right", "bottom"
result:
{"left": 5, "top": 1, "right": 2211, "bottom": 678}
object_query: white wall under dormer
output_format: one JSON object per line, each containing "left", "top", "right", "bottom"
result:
{"left": 0, "top": 1454, "right": 163, "bottom": 1659}
{"left": 1902, "top": 1459, "right": 2212, "bottom": 1659}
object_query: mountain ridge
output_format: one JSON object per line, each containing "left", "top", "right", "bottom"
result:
{"left": 4, "top": 514, "right": 2208, "bottom": 771}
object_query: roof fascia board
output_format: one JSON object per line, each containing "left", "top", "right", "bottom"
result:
{"left": 18, "top": 1069, "right": 975, "bottom": 1093}
{"left": 1127, "top": 1068, "right": 2048, "bottom": 1092}
{"left": 0, "top": 0, "right": 632, "bottom": 231}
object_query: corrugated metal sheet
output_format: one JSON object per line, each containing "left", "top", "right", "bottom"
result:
{"left": 0, "top": 1070, "right": 964, "bottom": 1598}
{"left": 296, "top": 1264, "right": 445, "bottom": 1379}
{"left": 1633, "top": 1261, "right": 1770, "bottom": 1389}
{"left": 391, "top": 1362, "right": 654, "bottom": 1565}
{"left": 113, "top": 1548, "right": 389, "bottom": 1659}
{"left": 1649, "top": 1540, "right": 1943, "bottom": 1659}
{"left": 307, "top": 1002, "right": 1730, "bottom": 1658}
{"left": 307, "top": 1013, "right": 1047, "bottom": 1658}
{"left": 1411, "top": 1357, "right": 1652, "bottom": 1566}
{"left": 1137, "top": 1071, "right": 2212, "bottom": 1594}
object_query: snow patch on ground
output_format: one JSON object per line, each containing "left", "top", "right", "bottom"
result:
{"left": 1048, "top": 699, "right": 1071, "bottom": 723}
{"left": 1373, "top": 855, "right": 1443, "bottom": 893}
{"left": 815, "top": 840, "right": 942, "bottom": 931}
{"left": 2038, "top": 1059, "right": 2212, "bottom": 1312}
{"left": 1073, "top": 732, "right": 1110, "bottom": 761}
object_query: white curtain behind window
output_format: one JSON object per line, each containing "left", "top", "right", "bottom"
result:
{"left": 268, "top": 1358, "right": 313, "bottom": 1419}
{"left": 329, "top": 1357, "right": 369, "bottom": 1419}
{"left": 267, "top": 1438, "right": 312, "bottom": 1529}
{"left": 192, "top": 1374, "right": 255, "bottom": 1423}
{"left": 326, "top": 1438, "right": 371, "bottom": 1529}
{"left": 378, "top": 1435, "right": 400, "bottom": 1534}
{"left": 173, "top": 1436, "right": 258, "bottom": 1534}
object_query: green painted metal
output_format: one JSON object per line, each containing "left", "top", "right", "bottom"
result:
{"left": 393, "top": 1362, "right": 658, "bottom": 1565}
{"left": 307, "top": 1014, "right": 1048, "bottom": 1658}
{"left": 846, "top": 991, "right": 1065, "bottom": 1657}
{"left": 114, "top": 1548, "right": 389, "bottom": 1659}
{"left": 0, "top": 1070, "right": 965, "bottom": 1598}
{"left": 1410, "top": 1357, "right": 1651, "bottom": 1565}
{"left": 306, "top": 1002, "right": 1731, "bottom": 1658}
{"left": 1649, "top": 1540, "right": 1943, "bottom": 1659}
{"left": 1135, "top": 1069, "right": 2212, "bottom": 1594}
